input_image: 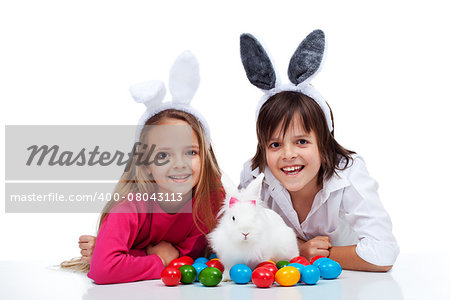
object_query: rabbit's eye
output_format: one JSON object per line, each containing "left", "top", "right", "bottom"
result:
{"left": 232, "top": 216, "right": 235, "bottom": 221}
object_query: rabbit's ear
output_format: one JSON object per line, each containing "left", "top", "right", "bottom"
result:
{"left": 221, "top": 173, "right": 238, "bottom": 198}
{"left": 169, "top": 51, "right": 200, "bottom": 105}
{"left": 288, "top": 30, "right": 326, "bottom": 85}
{"left": 240, "top": 33, "right": 276, "bottom": 90}
{"left": 129, "top": 80, "right": 166, "bottom": 108}
{"left": 244, "top": 173, "right": 264, "bottom": 202}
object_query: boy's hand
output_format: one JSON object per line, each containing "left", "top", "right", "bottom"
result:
{"left": 298, "top": 236, "right": 331, "bottom": 261}
{"left": 79, "top": 235, "right": 96, "bottom": 264}
{"left": 146, "top": 241, "right": 180, "bottom": 267}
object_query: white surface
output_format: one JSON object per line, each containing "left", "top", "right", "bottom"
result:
{"left": 1, "top": 253, "right": 448, "bottom": 300}
{"left": 1, "top": 0, "right": 450, "bottom": 277}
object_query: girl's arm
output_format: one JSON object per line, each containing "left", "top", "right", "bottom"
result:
{"left": 87, "top": 206, "right": 165, "bottom": 284}
{"left": 79, "top": 235, "right": 96, "bottom": 264}
{"left": 174, "top": 221, "right": 207, "bottom": 258}
{"left": 78, "top": 235, "right": 149, "bottom": 262}
{"left": 146, "top": 241, "right": 180, "bottom": 266}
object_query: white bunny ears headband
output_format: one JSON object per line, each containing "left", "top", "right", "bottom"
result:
{"left": 130, "top": 51, "right": 211, "bottom": 144}
{"left": 240, "top": 30, "right": 333, "bottom": 132}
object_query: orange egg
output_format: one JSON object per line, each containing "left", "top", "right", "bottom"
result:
{"left": 275, "top": 266, "right": 301, "bottom": 286}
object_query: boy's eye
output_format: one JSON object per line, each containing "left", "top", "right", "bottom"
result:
{"left": 269, "top": 142, "right": 280, "bottom": 148}
{"left": 297, "top": 139, "right": 308, "bottom": 145}
{"left": 156, "top": 152, "right": 169, "bottom": 160}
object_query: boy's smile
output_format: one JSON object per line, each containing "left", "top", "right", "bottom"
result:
{"left": 265, "top": 114, "right": 321, "bottom": 195}
{"left": 280, "top": 165, "right": 304, "bottom": 175}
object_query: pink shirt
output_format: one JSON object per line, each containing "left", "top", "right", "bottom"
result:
{"left": 87, "top": 197, "right": 207, "bottom": 284}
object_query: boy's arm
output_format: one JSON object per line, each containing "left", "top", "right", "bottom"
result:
{"left": 297, "top": 237, "right": 392, "bottom": 271}
{"left": 328, "top": 245, "right": 392, "bottom": 272}
{"left": 340, "top": 156, "right": 399, "bottom": 270}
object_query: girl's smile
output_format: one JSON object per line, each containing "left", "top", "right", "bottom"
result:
{"left": 146, "top": 118, "right": 201, "bottom": 197}
{"left": 168, "top": 173, "right": 192, "bottom": 183}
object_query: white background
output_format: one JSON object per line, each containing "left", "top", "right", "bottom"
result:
{"left": 1, "top": 0, "right": 449, "bottom": 262}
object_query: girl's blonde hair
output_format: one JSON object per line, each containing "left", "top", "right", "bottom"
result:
{"left": 61, "top": 109, "right": 222, "bottom": 272}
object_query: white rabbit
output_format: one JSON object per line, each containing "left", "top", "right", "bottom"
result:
{"left": 208, "top": 173, "right": 299, "bottom": 281}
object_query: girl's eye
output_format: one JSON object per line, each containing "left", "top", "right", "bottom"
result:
{"left": 297, "top": 139, "right": 308, "bottom": 145}
{"left": 156, "top": 152, "right": 169, "bottom": 160}
{"left": 269, "top": 142, "right": 280, "bottom": 149}
{"left": 186, "top": 150, "right": 197, "bottom": 156}
{"left": 232, "top": 216, "right": 235, "bottom": 221}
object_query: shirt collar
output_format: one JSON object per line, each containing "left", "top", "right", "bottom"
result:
{"left": 319, "top": 171, "right": 351, "bottom": 202}
{"left": 253, "top": 166, "right": 303, "bottom": 232}
{"left": 251, "top": 164, "right": 351, "bottom": 232}
{"left": 251, "top": 165, "right": 285, "bottom": 193}
{"left": 252, "top": 165, "right": 351, "bottom": 205}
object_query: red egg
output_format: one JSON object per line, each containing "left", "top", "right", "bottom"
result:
{"left": 206, "top": 259, "right": 224, "bottom": 273}
{"left": 255, "top": 262, "right": 278, "bottom": 277}
{"left": 161, "top": 267, "right": 182, "bottom": 286}
{"left": 177, "top": 256, "right": 194, "bottom": 265}
{"left": 251, "top": 267, "right": 274, "bottom": 288}
{"left": 168, "top": 258, "right": 189, "bottom": 269}
{"left": 290, "top": 256, "right": 310, "bottom": 266}
{"left": 256, "top": 261, "right": 276, "bottom": 269}
{"left": 310, "top": 255, "right": 326, "bottom": 264}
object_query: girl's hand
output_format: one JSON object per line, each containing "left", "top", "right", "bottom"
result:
{"left": 146, "top": 241, "right": 180, "bottom": 267}
{"left": 298, "top": 236, "right": 331, "bottom": 261}
{"left": 78, "top": 235, "right": 96, "bottom": 264}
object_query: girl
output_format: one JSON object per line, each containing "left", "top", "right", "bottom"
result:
{"left": 239, "top": 31, "right": 399, "bottom": 272}
{"left": 61, "top": 52, "right": 222, "bottom": 284}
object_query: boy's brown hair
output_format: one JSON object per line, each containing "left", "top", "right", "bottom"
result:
{"left": 252, "top": 91, "right": 355, "bottom": 184}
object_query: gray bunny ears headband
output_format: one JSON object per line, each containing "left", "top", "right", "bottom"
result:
{"left": 240, "top": 30, "right": 333, "bottom": 132}
{"left": 130, "top": 51, "right": 210, "bottom": 144}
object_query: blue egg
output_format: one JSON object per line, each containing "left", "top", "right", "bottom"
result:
{"left": 301, "top": 265, "right": 320, "bottom": 285}
{"left": 209, "top": 253, "right": 218, "bottom": 260}
{"left": 288, "top": 262, "right": 305, "bottom": 281}
{"left": 192, "top": 262, "right": 208, "bottom": 281}
{"left": 317, "top": 259, "right": 342, "bottom": 279}
{"left": 230, "top": 264, "right": 252, "bottom": 284}
{"left": 194, "top": 257, "right": 209, "bottom": 264}
{"left": 312, "top": 257, "right": 332, "bottom": 267}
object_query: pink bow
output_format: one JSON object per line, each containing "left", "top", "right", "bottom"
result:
{"left": 229, "top": 197, "right": 256, "bottom": 208}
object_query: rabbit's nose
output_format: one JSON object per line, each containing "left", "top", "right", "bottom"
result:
{"left": 242, "top": 232, "right": 249, "bottom": 237}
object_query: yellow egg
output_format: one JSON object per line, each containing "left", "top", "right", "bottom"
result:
{"left": 275, "top": 266, "right": 301, "bottom": 286}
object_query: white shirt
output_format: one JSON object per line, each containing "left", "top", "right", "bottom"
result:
{"left": 240, "top": 154, "right": 399, "bottom": 266}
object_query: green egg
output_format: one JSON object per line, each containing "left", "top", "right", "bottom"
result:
{"left": 179, "top": 265, "right": 197, "bottom": 284}
{"left": 276, "top": 260, "right": 290, "bottom": 269}
{"left": 198, "top": 267, "right": 222, "bottom": 287}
